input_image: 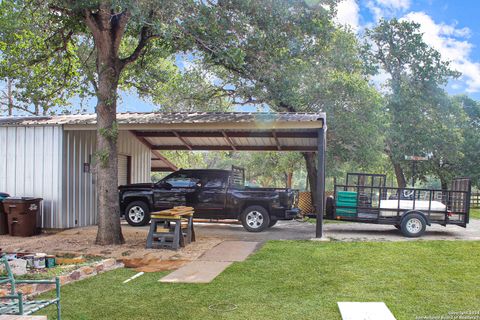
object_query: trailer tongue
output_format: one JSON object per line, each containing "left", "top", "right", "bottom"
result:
{"left": 324, "top": 173, "right": 471, "bottom": 237}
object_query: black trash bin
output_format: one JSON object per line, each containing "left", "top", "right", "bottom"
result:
{"left": 0, "top": 192, "right": 10, "bottom": 235}
{"left": 3, "top": 197, "right": 43, "bottom": 237}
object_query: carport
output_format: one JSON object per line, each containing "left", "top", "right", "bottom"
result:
{"left": 120, "top": 112, "right": 327, "bottom": 238}
{"left": 1, "top": 112, "right": 327, "bottom": 237}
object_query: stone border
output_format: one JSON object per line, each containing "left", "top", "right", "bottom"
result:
{"left": 0, "top": 258, "right": 124, "bottom": 297}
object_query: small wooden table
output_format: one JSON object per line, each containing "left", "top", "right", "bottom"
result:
{"left": 146, "top": 207, "right": 195, "bottom": 250}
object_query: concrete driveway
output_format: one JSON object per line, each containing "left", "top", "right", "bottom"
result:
{"left": 192, "top": 219, "right": 480, "bottom": 242}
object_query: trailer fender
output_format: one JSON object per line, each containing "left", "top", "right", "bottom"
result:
{"left": 401, "top": 211, "right": 431, "bottom": 226}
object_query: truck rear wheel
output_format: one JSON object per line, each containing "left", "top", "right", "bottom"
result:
{"left": 241, "top": 206, "right": 270, "bottom": 232}
{"left": 400, "top": 213, "right": 426, "bottom": 238}
{"left": 125, "top": 201, "right": 150, "bottom": 226}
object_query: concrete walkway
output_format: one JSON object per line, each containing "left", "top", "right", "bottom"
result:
{"left": 159, "top": 241, "right": 259, "bottom": 283}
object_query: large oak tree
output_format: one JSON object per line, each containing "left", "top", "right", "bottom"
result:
{"left": 366, "top": 19, "right": 460, "bottom": 188}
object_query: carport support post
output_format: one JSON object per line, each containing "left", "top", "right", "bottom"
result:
{"left": 316, "top": 126, "right": 326, "bottom": 238}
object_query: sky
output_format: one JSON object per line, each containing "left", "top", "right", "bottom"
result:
{"left": 118, "top": 0, "right": 480, "bottom": 113}
{"left": 4, "top": 0, "right": 480, "bottom": 114}
{"left": 336, "top": 0, "right": 480, "bottom": 99}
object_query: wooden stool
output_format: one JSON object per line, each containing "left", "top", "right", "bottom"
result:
{"left": 146, "top": 216, "right": 184, "bottom": 250}
{"left": 145, "top": 207, "right": 195, "bottom": 250}
{"left": 174, "top": 213, "right": 195, "bottom": 244}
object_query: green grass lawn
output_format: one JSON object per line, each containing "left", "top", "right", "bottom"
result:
{"left": 470, "top": 208, "right": 480, "bottom": 219}
{"left": 38, "top": 241, "right": 480, "bottom": 320}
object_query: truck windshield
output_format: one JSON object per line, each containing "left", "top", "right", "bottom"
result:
{"left": 161, "top": 171, "right": 228, "bottom": 188}
{"left": 163, "top": 172, "right": 200, "bottom": 188}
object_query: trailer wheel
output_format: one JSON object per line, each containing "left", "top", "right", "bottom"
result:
{"left": 400, "top": 213, "right": 426, "bottom": 238}
{"left": 240, "top": 206, "right": 270, "bottom": 232}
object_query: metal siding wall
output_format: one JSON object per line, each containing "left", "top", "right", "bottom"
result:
{"left": 0, "top": 126, "right": 63, "bottom": 228}
{"left": 0, "top": 128, "right": 7, "bottom": 191}
{"left": 62, "top": 130, "right": 149, "bottom": 228}
{"left": 5, "top": 128, "right": 16, "bottom": 192}
{"left": 117, "top": 131, "right": 151, "bottom": 183}
{"left": 62, "top": 130, "right": 97, "bottom": 228}
{"left": 52, "top": 127, "right": 63, "bottom": 228}
{"left": 118, "top": 154, "right": 128, "bottom": 186}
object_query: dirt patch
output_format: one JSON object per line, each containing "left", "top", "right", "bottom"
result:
{"left": 123, "top": 256, "right": 190, "bottom": 272}
{"left": 0, "top": 223, "right": 223, "bottom": 263}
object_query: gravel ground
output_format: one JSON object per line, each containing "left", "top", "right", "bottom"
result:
{"left": 0, "top": 222, "right": 223, "bottom": 261}
{"left": 1, "top": 219, "right": 478, "bottom": 262}
{"left": 190, "top": 218, "right": 480, "bottom": 242}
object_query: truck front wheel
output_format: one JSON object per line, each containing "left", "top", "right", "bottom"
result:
{"left": 125, "top": 201, "right": 150, "bottom": 226}
{"left": 240, "top": 206, "right": 270, "bottom": 232}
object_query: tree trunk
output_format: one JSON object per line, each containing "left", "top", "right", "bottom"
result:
{"left": 392, "top": 162, "right": 407, "bottom": 188}
{"left": 302, "top": 152, "right": 318, "bottom": 209}
{"left": 440, "top": 175, "right": 448, "bottom": 190}
{"left": 95, "top": 63, "right": 124, "bottom": 245}
{"left": 385, "top": 144, "right": 407, "bottom": 188}
{"left": 7, "top": 78, "right": 13, "bottom": 116}
{"left": 286, "top": 172, "right": 293, "bottom": 189}
{"left": 33, "top": 102, "right": 40, "bottom": 115}
{"left": 84, "top": 6, "right": 129, "bottom": 245}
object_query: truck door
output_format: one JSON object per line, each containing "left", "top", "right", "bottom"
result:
{"left": 193, "top": 172, "right": 228, "bottom": 218}
{"left": 153, "top": 172, "right": 199, "bottom": 209}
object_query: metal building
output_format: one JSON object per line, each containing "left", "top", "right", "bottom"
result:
{"left": 0, "top": 118, "right": 175, "bottom": 229}
{"left": 0, "top": 112, "right": 326, "bottom": 237}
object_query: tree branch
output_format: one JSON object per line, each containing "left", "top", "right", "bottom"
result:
{"left": 120, "top": 26, "right": 158, "bottom": 67}
{"left": 48, "top": 4, "right": 74, "bottom": 16}
{"left": 112, "top": 10, "right": 130, "bottom": 56}
{"left": 83, "top": 9, "right": 102, "bottom": 41}
{"left": 4, "top": 103, "right": 38, "bottom": 115}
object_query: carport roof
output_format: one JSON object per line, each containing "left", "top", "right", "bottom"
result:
{"left": 0, "top": 112, "right": 326, "bottom": 152}
{"left": 0, "top": 112, "right": 325, "bottom": 126}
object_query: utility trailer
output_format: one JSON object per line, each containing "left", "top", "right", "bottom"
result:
{"left": 325, "top": 173, "right": 471, "bottom": 237}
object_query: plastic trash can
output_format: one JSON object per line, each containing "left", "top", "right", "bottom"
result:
{"left": 3, "top": 197, "right": 43, "bottom": 237}
{"left": 0, "top": 192, "right": 10, "bottom": 235}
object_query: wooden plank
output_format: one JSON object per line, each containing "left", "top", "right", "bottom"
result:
{"left": 159, "top": 261, "right": 233, "bottom": 283}
{"left": 151, "top": 209, "right": 193, "bottom": 216}
{"left": 151, "top": 215, "right": 182, "bottom": 219}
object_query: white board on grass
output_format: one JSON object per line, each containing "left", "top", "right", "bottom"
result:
{"left": 338, "top": 302, "right": 396, "bottom": 320}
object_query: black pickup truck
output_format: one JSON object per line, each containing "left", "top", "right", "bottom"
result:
{"left": 119, "top": 166, "right": 300, "bottom": 232}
